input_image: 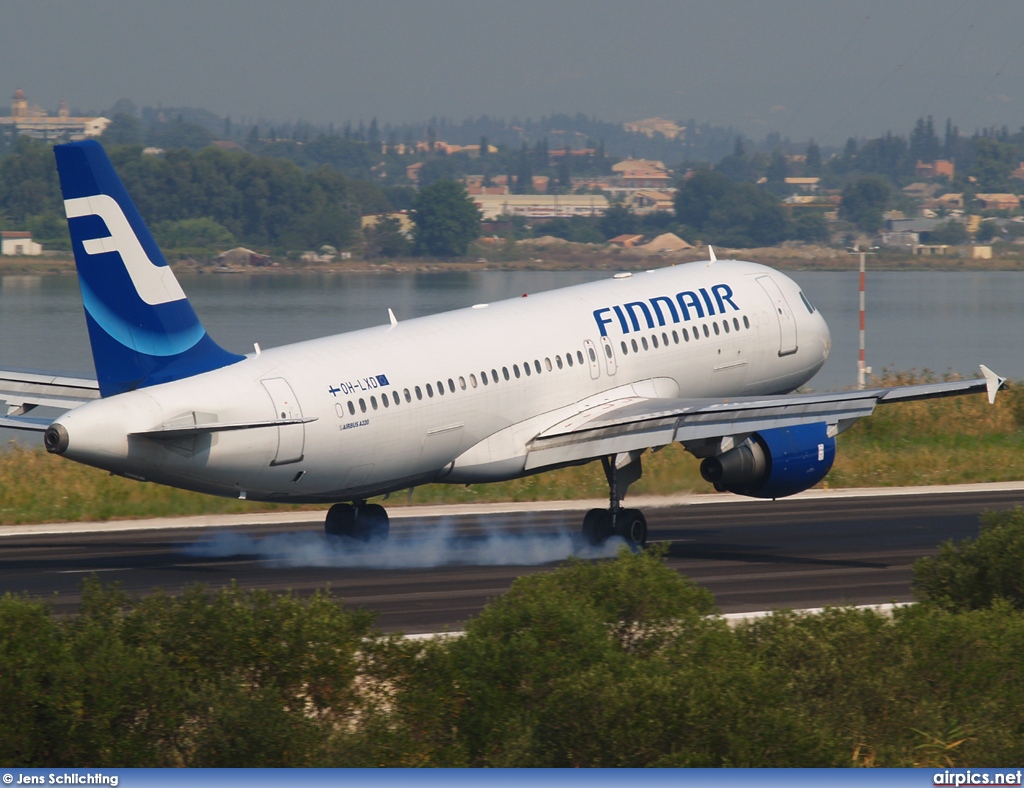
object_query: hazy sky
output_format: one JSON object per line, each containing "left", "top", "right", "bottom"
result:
{"left": 4, "top": 0, "right": 1024, "bottom": 145}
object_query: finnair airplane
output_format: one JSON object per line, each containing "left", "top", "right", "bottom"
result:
{"left": 0, "top": 141, "right": 1006, "bottom": 546}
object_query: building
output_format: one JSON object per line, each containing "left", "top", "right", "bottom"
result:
{"left": 784, "top": 177, "right": 820, "bottom": 193}
{"left": 974, "top": 193, "right": 1021, "bottom": 212}
{"left": 361, "top": 212, "right": 415, "bottom": 238}
{"left": 1, "top": 231, "right": 43, "bottom": 256}
{"left": 623, "top": 118, "right": 685, "bottom": 140}
{"left": 472, "top": 194, "right": 609, "bottom": 220}
{"left": 605, "top": 158, "right": 674, "bottom": 196}
{"left": 914, "top": 159, "right": 955, "bottom": 179}
{"left": 0, "top": 90, "right": 109, "bottom": 141}
{"left": 628, "top": 189, "right": 676, "bottom": 214}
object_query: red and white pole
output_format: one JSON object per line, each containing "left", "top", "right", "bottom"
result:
{"left": 858, "top": 250, "right": 866, "bottom": 390}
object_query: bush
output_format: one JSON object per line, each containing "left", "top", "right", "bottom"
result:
{"left": 913, "top": 508, "right": 1024, "bottom": 611}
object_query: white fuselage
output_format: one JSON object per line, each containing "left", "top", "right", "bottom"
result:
{"left": 54, "top": 260, "right": 830, "bottom": 502}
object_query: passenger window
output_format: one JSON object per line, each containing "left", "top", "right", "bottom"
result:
{"left": 532, "top": 360, "right": 540, "bottom": 374}
{"left": 448, "top": 378, "right": 455, "bottom": 393}
{"left": 470, "top": 373, "right": 477, "bottom": 388}
{"left": 621, "top": 341, "right": 628, "bottom": 355}
{"left": 631, "top": 338, "right": 639, "bottom": 352}
{"left": 733, "top": 317, "right": 740, "bottom": 331}
{"left": 382, "top": 393, "right": 389, "bottom": 407}
{"left": 437, "top": 381, "right": 444, "bottom": 395}
{"left": 723, "top": 321, "right": 730, "bottom": 333}
{"left": 566, "top": 354, "right": 573, "bottom": 367}
{"left": 683, "top": 328, "right": 689, "bottom": 342}
{"left": 514, "top": 364, "right": 521, "bottom": 378}
{"left": 415, "top": 386, "right": 422, "bottom": 401}
{"left": 588, "top": 347, "right": 597, "bottom": 362}
{"left": 703, "top": 324, "right": 710, "bottom": 338}
{"left": 348, "top": 401, "right": 355, "bottom": 415}
{"left": 545, "top": 357, "right": 552, "bottom": 371}
{"left": 672, "top": 330, "right": 679, "bottom": 344}
{"left": 743, "top": 315, "right": 750, "bottom": 329}
{"left": 641, "top": 337, "right": 648, "bottom": 350}
{"left": 371, "top": 396, "right": 378, "bottom": 410}
{"left": 359, "top": 398, "right": 367, "bottom": 413}
{"left": 556, "top": 355, "right": 563, "bottom": 369}
{"left": 662, "top": 332, "right": 669, "bottom": 345}
{"left": 492, "top": 368, "right": 499, "bottom": 382}
{"left": 503, "top": 366, "right": 510, "bottom": 380}
{"left": 404, "top": 388, "right": 411, "bottom": 402}
{"left": 481, "top": 371, "right": 489, "bottom": 386}
{"left": 577, "top": 351, "right": 585, "bottom": 365}
{"left": 652, "top": 335, "right": 659, "bottom": 349}
{"left": 459, "top": 376, "right": 466, "bottom": 390}
{"left": 426, "top": 383, "right": 433, "bottom": 397}
{"left": 392, "top": 392, "right": 399, "bottom": 406}
{"left": 605, "top": 344, "right": 613, "bottom": 358}
{"left": 524, "top": 362, "right": 532, "bottom": 376}
{"left": 714, "top": 322, "right": 720, "bottom": 335}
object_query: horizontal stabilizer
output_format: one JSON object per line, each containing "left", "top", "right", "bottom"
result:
{"left": 132, "top": 417, "right": 317, "bottom": 440}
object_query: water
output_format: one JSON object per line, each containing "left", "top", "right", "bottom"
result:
{"left": 2, "top": 269, "right": 1022, "bottom": 445}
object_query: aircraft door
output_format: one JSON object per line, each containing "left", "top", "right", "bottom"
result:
{"left": 583, "top": 339, "right": 601, "bottom": 379}
{"left": 756, "top": 275, "right": 798, "bottom": 356}
{"left": 600, "top": 335, "right": 617, "bottom": 376}
{"left": 261, "top": 377, "right": 305, "bottom": 465}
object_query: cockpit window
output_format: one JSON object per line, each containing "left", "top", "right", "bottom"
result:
{"left": 799, "top": 291, "right": 816, "bottom": 314}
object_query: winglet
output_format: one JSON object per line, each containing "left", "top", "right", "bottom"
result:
{"left": 388, "top": 308, "right": 398, "bottom": 327}
{"left": 980, "top": 364, "right": 1006, "bottom": 405}
{"left": 707, "top": 245, "right": 717, "bottom": 266}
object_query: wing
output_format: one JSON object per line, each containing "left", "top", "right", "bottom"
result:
{"left": 0, "top": 369, "right": 100, "bottom": 432}
{"left": 525, "top": 365, "right": 1005, "bottom": 470}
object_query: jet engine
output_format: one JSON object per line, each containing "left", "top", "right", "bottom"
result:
{"left": 699, "top": 422, "right": 836, "bottom": 499}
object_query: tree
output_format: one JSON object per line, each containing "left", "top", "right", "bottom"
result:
{"left": 791, "top": 211, "right": 830, "bottom": 243}
{"left": 674, "top": 169, "right": 789, "bottom": 247}
{"left": 412, "top": 180, "right": 482, "bottom": 257}
{"left": 927, "top": 219, "right": 968, "bottom": 246}
{"left": 805, "top": 140, "right": 822, "bottom": 175}
{"left": 103, "top": 113, "right": 143, "bottom": 146}
{"left": 839, "top": 176, "right": 891, "bottom": 233}
{"left": 364, "top": 216, "right": 412, "bottom": 258}
{"left": 597, "top": 203, "right": 638, "bottom": 240}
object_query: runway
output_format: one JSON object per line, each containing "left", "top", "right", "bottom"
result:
{"left": 1, "top": 486, "right": 1021, "bottom": 633}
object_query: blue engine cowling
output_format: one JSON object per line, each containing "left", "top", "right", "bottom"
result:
{"left": 699, "top": 422, "right": 836, "bottom": 499}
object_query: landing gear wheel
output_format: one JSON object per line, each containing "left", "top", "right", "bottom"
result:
{"left": 325, "top": 503, "right": 356, "bottom": 537}
{"left": 354, "top": 503, "right": 390, "bottom": 542}
{"left": 582, "top": 508, "right": 613, "bottom": 545}
{"left": 615, "top": 508, "right": 648, "bottom": 549}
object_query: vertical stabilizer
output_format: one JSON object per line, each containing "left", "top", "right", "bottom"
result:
{"left": 54, "top": 140, "right": 243, "bottom": 397}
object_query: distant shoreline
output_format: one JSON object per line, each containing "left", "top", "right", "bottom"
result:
{"left": 4, "top": 246, "right": 1024, "bottom": 276}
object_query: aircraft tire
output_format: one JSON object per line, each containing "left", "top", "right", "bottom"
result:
{"left": 615, "top": 508, "right": 648, "bottom": 549}
{"left": 325, "top": 503, "right": 356, "bottom": 537}
{"left": 582, "top": 508, "right": 613, "bottom": 545}
{"left": 355, "top": 503, "right": 391, "bottom": 542}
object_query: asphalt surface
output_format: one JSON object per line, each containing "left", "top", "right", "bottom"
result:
{"left": 2, "top": 488, "right": 1022, "bottom": 633}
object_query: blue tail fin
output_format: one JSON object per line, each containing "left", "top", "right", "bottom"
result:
{"left": 54, "top": 140, "right": 243, "bottom": 397}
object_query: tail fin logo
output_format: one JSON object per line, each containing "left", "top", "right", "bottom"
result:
{"left": 64, "top": 194, "right": 186, "bottom": 306}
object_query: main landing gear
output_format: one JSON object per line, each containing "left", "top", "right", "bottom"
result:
{"left": 581, "top": 454, "right": 648, "bottom": 549}
{"left": 324, "top": 501, "right": 390, "bottom": 542}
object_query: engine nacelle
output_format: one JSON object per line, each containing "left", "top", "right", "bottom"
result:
{"left": 699, "top": 422, "right": 836, "bottom": 499}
